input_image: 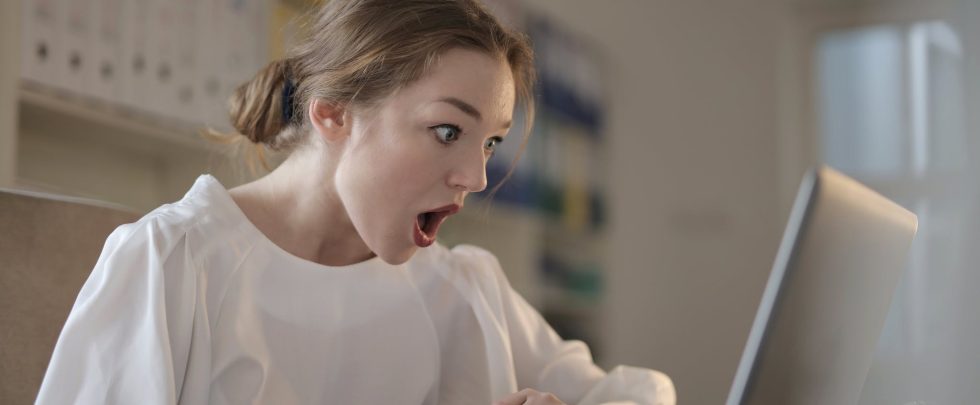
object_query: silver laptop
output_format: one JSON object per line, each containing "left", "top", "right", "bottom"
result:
{"left": 726, "top": 166, "right": 918, "bottom": 405}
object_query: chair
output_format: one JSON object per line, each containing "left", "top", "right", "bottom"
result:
{"left": 0, "top": 188, "right": 140, "bottom": 403}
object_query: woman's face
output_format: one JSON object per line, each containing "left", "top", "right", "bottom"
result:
{"left": 334, "top": 48, "right": 516, "bottom": 264}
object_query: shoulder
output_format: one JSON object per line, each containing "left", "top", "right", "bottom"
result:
{"left": 101, "top": 205, "right": 196, "bottom": 261}
{"left": 448, "top": 243, "right": 505, "bottom": 278}
{"left": 100, "top": 174, "right": 244, "bottom": 268}
{"left": 84, "top": 176, "right": 251, "bottom": 325}
{"left": 104, "top": 200, "right": 200, "bottom": 257}
{"left": 411, "top": 242, "right": 511, "bottom": 295}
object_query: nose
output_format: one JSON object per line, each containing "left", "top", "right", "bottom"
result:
{"left": 447, "top": 150, "right": 488, "bottom": 193}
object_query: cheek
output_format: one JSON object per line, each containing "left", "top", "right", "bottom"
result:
{"left": 336, "top": 138, "right": 443, "bottom": 226}
{"left": 366, "top": 146, "right": 434, "bottom": 195}
{"left": 334, "top": 157, "right": 402, "bottom": 248}
{"left": 369, "top": 134, "right": 446, "bottom": 193}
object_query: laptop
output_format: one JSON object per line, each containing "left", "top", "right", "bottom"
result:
{"left": 726, "top": 166, "right": 918, "bottom": 405}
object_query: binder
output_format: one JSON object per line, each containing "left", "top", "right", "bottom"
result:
{"left": 171, "top": 0, "right": 200, "bottom": 122}
{"left": 202, "top": 0, "right": 269, "bottom": 130}
{"left": 144, "top": 0, "right": 179, "bottom": 119}
{"left": 21, "top": 0, "right": 66, "bottom": 90}
{"left": 62, "top": 0, "right": 98, "bottom": 98}
{"left": 223, "top": 0, "right": 269, "bottom": 115}
{"left": 561, "top": 127, "right": 591, "bottom": 231}
{"left": 196, "top": 0, "right": 229, "bottom": 129}
{"left": 91, "top": 0, "right": 127, "bottom": 104}
{"left": 121, "top": 0, "right": 152, "bottom": 115}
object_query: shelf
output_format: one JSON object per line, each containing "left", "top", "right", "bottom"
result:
{"left": 18, "top": 83, "right": 227, "bottom": 156}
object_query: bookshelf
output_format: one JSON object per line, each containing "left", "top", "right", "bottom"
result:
{"left": 5, "top": 0, "right": 275, "bottom": 209}
{"left": 18, "top": 85, "right": 211, "bottom": 153}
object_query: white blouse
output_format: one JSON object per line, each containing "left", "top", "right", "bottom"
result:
{"left": 36, "top": 175, "right": 675, "bottom": 405}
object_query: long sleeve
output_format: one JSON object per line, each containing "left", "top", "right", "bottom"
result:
{"left": 35, "top": 215, "right": 199, "bottom": 405}
{"left": 459, "top": 246, "right": 676, "bottom": 405}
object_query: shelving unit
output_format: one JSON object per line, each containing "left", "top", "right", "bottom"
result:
{"left": 14, "top": 82, "right": 244, "bottom": 211}
{"left": 18, "top": 84, "right": 212, "bottom": 154}
{"left": 4, "top": 0, "right": 278, "bottom": 209}
{"left": 442, "top": 2, "right": 612, "bottom": 357}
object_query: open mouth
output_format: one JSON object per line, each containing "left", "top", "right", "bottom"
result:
{"left": 413, "top": 204, "right": 460, "bottom": 247}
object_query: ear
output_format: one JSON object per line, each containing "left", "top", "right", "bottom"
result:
{"left": 308, "top": 98, "right": 350, "bottom": 142}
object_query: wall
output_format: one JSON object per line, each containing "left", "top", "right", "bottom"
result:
{"left": 521, "top": 1, "right": 786, "bottom": 404}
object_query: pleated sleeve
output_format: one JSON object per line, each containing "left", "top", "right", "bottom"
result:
{"left": 35, "top": 214, "right": 199, "bottom": 405}
{"left": 457, "top": 245, "right": 676, "bottom": 405}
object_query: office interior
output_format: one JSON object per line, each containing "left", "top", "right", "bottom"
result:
{"left": 1, "top": 0, "right": 978, "bottom": 403}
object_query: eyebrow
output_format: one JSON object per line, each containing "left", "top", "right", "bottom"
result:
{"left": 438, "top": 97, "right": 482, "bottom": 121}
{"left": 436, "top": 97, "right": 513, "bottom": 130}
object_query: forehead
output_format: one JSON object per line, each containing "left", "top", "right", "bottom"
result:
{"left": 385, "top": 48, "right": 516, "bottom": 122}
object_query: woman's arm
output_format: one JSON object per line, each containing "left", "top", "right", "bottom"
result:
{"left": 35, "top": 216, "right": 199, "bottom": 404}
{"left": 463, "top": 246, "right": 676, "bottom": 405}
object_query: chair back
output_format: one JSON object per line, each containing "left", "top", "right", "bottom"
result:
{"left": 0, "top": 189, "right": 140, "bottom": 403}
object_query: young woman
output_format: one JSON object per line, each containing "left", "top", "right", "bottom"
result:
{"left": 37, "top": 1, "right": 675, "bottom": 404}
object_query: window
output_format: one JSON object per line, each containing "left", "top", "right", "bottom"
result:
{"left": 816, "top": 20, "right": 971, "bottom": 404}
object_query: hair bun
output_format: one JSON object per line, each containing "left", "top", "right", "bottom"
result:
{"left": 228, "top": 58, "right": 293, "bottom": 148}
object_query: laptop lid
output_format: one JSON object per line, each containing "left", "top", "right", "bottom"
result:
{"left": 726, "top": 166, "right": 918, "bottom": 405}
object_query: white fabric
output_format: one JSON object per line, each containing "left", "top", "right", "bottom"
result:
{"left": 36, "top": 175, "right": 675, "bottom": 405}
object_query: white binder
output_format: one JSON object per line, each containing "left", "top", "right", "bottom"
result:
{"left": 62, "top": 0, "right": 98, "bottom": 98}
{"left": 91, "top": 0, "right": 127, "bottom": 104}
{"left": 196, "top": 0, "right": 229, "bottom": 129}
{"left": 170, "top": 0, "right": 200, "bottom": 123}
{"left": 201, "top": 0, "right": 269, "bottom": 130}
{"left": 224, "top": 0, "right": 267, "bottom": 115}
{"left": 121, "top": 0, "right": 152, "bottom": 115}
{"left": 21, "top": 0, "right": 66, "bottom": 90}
{"left": 144, "top": 0, "right": 179, "bottom": 119}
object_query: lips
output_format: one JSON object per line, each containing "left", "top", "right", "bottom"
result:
{"left": 413, "top": 204, "right": 460, "bottom": 247}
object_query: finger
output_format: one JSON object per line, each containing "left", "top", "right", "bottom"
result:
{"left": 524, "top": 390, "right": 565, "bottom": 405}
{"left": 492, "top": 388, "right": 536, "bottom": 405}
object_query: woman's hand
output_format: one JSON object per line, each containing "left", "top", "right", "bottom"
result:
{"left": 493, "top": 388, "right": 567, "bottom": 405}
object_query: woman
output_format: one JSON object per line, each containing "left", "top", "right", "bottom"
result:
{"left": 36, "top": 1, "right": 675, "bottom": 404}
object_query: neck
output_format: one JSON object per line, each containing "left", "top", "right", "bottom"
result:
{"left": 229, "top": 149, "right": 376, "bottom": 267}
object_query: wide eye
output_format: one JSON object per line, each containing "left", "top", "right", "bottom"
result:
{"left": 432, "top": 124, "right": 461, "bottom": 144}
{"left": 484, "top": 136, "right": 503, "bottom": 154}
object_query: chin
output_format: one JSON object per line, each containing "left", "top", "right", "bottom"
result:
{"left": 375, "top": 245, "right": 418, "bottom": 265}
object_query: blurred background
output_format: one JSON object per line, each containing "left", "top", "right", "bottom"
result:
{"left": 1, "top": 0, "right": 978, "bottom": 403}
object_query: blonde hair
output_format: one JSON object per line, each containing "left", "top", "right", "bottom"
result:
{"left": 221, "top": 0, "right": 536, "bottom": 186}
